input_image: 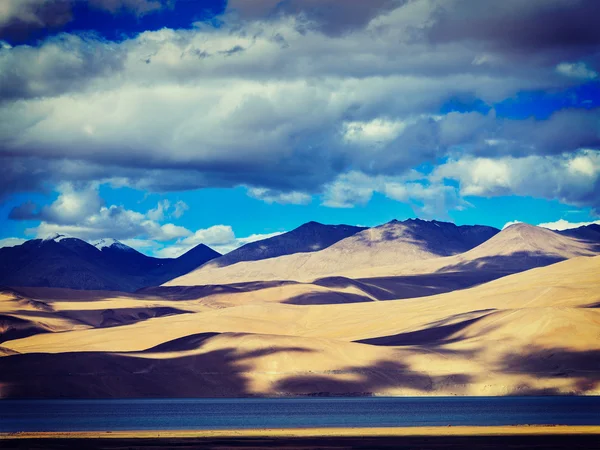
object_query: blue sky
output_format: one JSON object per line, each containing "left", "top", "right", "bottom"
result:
{"left": 1, "top": 0, "right": 599, "bottom": 257}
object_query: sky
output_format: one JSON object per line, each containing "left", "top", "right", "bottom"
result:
{"left": 0, "top": 0, "right": 599, "bottom": 257}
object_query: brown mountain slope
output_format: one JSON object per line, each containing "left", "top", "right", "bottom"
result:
{"left": 166, "top": 220, "right": 499, "bottom": 286}
{"left": 337, "top": 223, "right": 600, "bottom": 279}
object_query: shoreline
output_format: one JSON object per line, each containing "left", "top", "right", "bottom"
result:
{"left": 3, "top": 425, "right": 600, "bottom": 439}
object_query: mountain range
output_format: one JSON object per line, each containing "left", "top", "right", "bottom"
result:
{"left": 0, "top": 234, "right": 220, "bottom": 292}
{"left": 167, "top": 221, "right": 600, "bottom": 286}
{"left": 2, "top": 221, "right": 599, "bottom": 292}
{"left": 166, "top": 219, "right": 501, "bottom": 285}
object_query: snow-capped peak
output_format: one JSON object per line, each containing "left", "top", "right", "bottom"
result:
{"left": 92, "top": 238, "right": 132, "bottom": 251}
{"left": 42, "top": 233, "right": 73, "bottom": 242}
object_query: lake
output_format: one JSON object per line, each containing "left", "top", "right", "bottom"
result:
{"left": 1, "top": 397, "right": 599, "bottom": 432}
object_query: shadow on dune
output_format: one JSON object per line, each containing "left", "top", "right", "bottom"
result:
{"left": 274, "top": 359, "right": 472, "bottom": 396}
{"left": 137, "top": 281, "right": 297, "bottom": 300}
{"left": 314, "top": 272, "right": 506, "bottom": 301}
{"left": 355, "top": 314, "right": 492, "bottom": 347}
{"left": 0, "top": 314, "right": 50, "bottom": 344}
{"left": 144, "top": 269, "right": 511, "bottom": 304}
{"left": 59, "top": 306, "right": 190, "bottom": 328}
{"left": 283, "top": 291, "right": 373, "bottom": 305}
{"left": 5, "top": 287, "right": 145, "bottom": 302}
{"left": 499, "top": 347, "right": 600, "bottom": 394}
{"left": 143, "top": 332, "right": 222, "bottom": 352}
{"left": 436, "top": 251, "right": 566, "bottom": 275}
{"left": 0, "top": 307, "right": 191, "bottom": 344}
{"left": 0, "top": 335, "right": 317, "bottom": 398}
{"left": 139, "top": 255, "right": 570, "bottom": 305}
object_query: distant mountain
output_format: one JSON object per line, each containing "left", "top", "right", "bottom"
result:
{"left": 337, "top": 222, "right": 600, "bottom": 279}
{"left": 202, "top": 221, "right": 367, "bottom": 269}
{"left": 165, "top": 219, "right": 500, "bottom": 285}
{"left": 0, "top": 234, "right": 220, "bottom": 292}
{"left": 557, "top": 224, "right": 600, "bottom": 249}
{"left": 443, "top": 223, "right": 600, "bottom": 273}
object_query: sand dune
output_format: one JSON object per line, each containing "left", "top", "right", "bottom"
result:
{"left": 166, "top": 223, "right": 595, "bottom": 286}
{"left": 1, "top": 256, "right": 598, "bottom": 397}
{"left": 0, "top": 288, "right": 194, "bottom": 343}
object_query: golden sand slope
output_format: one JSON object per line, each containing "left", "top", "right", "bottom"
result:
{"left": 1, "top": 256, "right": 598, "bottom": 397}
{"left": 166, "top": 223, "right": 599, "bottom": 285}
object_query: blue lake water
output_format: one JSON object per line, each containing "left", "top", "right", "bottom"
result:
{"left": 1, "top": 397, "right": 599, "bottom": 432}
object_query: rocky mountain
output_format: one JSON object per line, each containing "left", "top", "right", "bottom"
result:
{"left": 165, "top": 219, "right": 500, "bottom": 285}
{"left": 336, "top": 222, "right": 600, "bottom": 280}
{"left": 0, "top": 234, "right": 220, "bottom": 292}
{"left": 201, "top": 221, "right": 367, "bottom": 269}
{"left": 557, "top": 223, "right": 600, "bottom": 249}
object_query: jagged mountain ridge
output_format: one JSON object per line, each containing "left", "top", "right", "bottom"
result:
{"left": 165, "top": 219, "right": 501, "bottom": 285}
{"left": 0, "top": 234, "right": 220, "bottom": 292}
{"left": 201, "top": 221, "right": 367, "bottom": 269}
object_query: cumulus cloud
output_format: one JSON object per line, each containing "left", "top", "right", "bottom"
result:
{"left": 537, "top": 218, "right": 600, "bottom": 230}
{"left": 0, "top": 237, "right": 26, "bottom": 248}
{"left": 155, "top": 226, "right": 284, "bottom": 258}
{"left": 556, "top": 62, "right": 598, "bottom": 80}
{"left": 147, "top": 199, "right": 170, "bottom": 221}
{"left": 502, "top": 220, "right": 523, "bottom": 229}
{"left": 9, "top": 183, "right": 191, "bottom": 242}
{"left": 172, "top": 200, "right": 189, "bottom": 218}
{"left": 432, "top": 150, "right": 600, "bottom": 212}
{"left": 1, "top": 0, "right": 599, "bottom": 214}
{"left": 322, "top": 171, "right": 469, "bottom": 218}
{"left": 9, "top": 182, "right": 105, "bottom": 224}
{"left": 247, "top": 188, "right": 312, "bottom": 205}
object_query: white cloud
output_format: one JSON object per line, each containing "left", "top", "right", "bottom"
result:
{"left": 172, "top": 200, "right": 189, "bottom": 219}
{"left": 321, "top": 170, "right": 469, "bottom": 218}
{"left": 2, "top": 4, "right": 599, "bottom": 204}
{"left": 432, "top": 150, "right": 600, "bottom": 209}
{"left": 155, "top": 226, "right": 285, "bottom": 258}
{"left": 1, "top": 0, "right": 599, "bottom": 215}
{"left": 556, "top": 62, "right": 598, "bottom": 80}
{"left": 0, "top": 237, "right": 26, "bottom": 248}
{"left": 343, "top": 119, "right": 407, "bottom": 146}
{"left": 120, "top": 238, "right": 162, "bottom": 254}
{"left": 16, "top": 184, "right": 191, "bottom": 242}
{"left": 247, "top": 188, "right": 312, "bottom": 205}
{"left": 502, "top": 220, "right": 522, "bottom": 229}
{"left": 147, "top": 199, "right": 170, "bottom": 221}
{"left": 537, "top": 219, "right": 600, "bottom": 231}
{"left": 35, "top": 182, "right": 104, "bottom": 225}
{"left": 322, "top": 172, "right": 376, "bottom": 208}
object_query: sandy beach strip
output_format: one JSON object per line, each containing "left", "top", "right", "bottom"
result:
{"left": 2, "top": 425, "right": 600, "bottom": 439}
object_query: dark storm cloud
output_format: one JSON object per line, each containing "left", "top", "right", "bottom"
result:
{"left": 226, "top": 0, "right": 402, "bottom": 35}
{"left": 0, "top": 1, "right": 72, "bottom": 43}
{"left": 8, "top": 201, "right": 39, "bottom": 220}
{"left": 0, "top": 0, "right": 173, "bottom": 43}
{"left": 427, "top": 0, "right": 600, "bottom": 64}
